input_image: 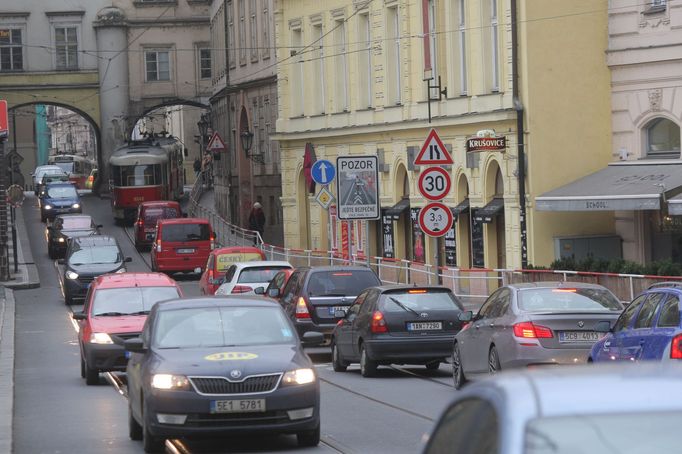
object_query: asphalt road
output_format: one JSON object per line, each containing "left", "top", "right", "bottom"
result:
{"left": 13, "top": 193, "right": 459, "bottom": 454}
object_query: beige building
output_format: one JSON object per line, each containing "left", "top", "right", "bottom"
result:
{"left": 274, "top": 0, "right": 614, "bottom": 269}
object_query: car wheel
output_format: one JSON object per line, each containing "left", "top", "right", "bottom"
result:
{"left": 331, "top": 341, "right": 348, "bottom": 372}
{"left": 452, "top": 343, "right": 467, "bottom": 390}
{"left": 48, "top": 244, "right": 55, "bottom": 260}
{"left": 85, "top": 360, "right": 99, "bottom": 386}
{"left": 143, "top": 403, "right": 164, "bottom": 453}
{"left": 296, "top": 424, "right": 320, "bottom": 447}
{"left": 425, "top": 361, "right": 440, "bottom": 370}
{"left": 40, "top": 214, "right": 46, "bottom": 223}
{"left": 488, "top": 346, "right": 501, "bottom": 374}
{"left": 359, "top": 344, "right": 377, "bottom": 378}
{"left": 80, "top": 355, "right": 86, "bottom": 379}
{"left": 64, "top": 292, "right": 73, "bottom": 306}
{"left": 129, "top": 404, "right": 143, "bottom": 441}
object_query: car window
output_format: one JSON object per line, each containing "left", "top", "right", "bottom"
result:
{"left": 69, "top": 245, "right": 121, "bottom": 265}
{"left": 656, "top": 295, "right": 680, "bottom": 328}
{"left": 478, "top": 289, "right": 502, "bottom": 320}
{"left": 281, "top": 271, "right": 301, "bottom": 304}
{"left": 62, "top": 217, "right": 92, "bottom": 230}
{"left": 613, "top": 295, "right": 646, "bottom": 332}
{"left": 206, "top": 254, "right": 214, "bottom": 270}
{"left": 518, "top": 288, "right": 622, "bottom": 312}
{"left": 491, "top": 288, "right": 511, "bottom": 317}
{"left": 91, "top": 287, "right": 181, "bottom": 316}
{"left": 425, "top": 398, "right": 498, "bottom": 454}
{"left": 382, "top": 289, "right": 463, "bottom": 313}
{"left": 161, "top": 223, "right": 210, "bottom": 242}
{"left": 237, "top": 266, "right": 291, "bottom": 284}
{"left": 634, "top": 293, "right": 665, "bottom": 329}
{"left": 306, "top": 269, "right": 380, "bottom": 297}
{"left": 348, "top": 292, "right": 367, "bottom": 316}
{"left": 143, "top": 207, "right": 178, "bottom": 224}
{"left": 47, "top": 186, "right": 78, "bottom": 199}
{"left": 224, "top": 265, "right": 237, "bottom": 283}
{"left": 361, "top": 289, "right": 380, "bottom": 313}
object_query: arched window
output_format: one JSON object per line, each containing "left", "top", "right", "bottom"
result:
{"left": 645, "top": 117, "right": 680, "bottom": 158}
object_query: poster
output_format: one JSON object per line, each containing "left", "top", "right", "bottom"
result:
{"left": 329, "top": 204, "right": 338, "bottom": 253}
{"left": 471, "top": 210, "right": 485, "bottom": 268}
{"left": 381, "top": 210, "right": 395, "bottom": 259}
{"left": 444, "top": 221, "right": 456, "bottom": 267}
{"left": 410, "top": 208, "right": 425, "bottom": 263}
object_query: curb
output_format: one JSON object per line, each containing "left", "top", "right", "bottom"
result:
{"left": 3, "top": 198, "right": 40, "bottom": 289}
{"left": 0, "top": 287, "right": 15, "bottom": 453}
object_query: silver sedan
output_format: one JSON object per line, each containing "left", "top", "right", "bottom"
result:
{"left": 452, "top": 282, "right": 623, "bottom": 389}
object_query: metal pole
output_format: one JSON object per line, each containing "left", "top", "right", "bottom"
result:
{"left": 11, "top": 206, "right": 17, "bottom": 274}
{"left": 0, "top": 137, "right": 10, "bottom": 280}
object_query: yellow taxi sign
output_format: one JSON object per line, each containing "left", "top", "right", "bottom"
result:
{"left": 216, "top": 252, "right": 263, "bottom": 271}
{"left": 204, "top": 352, "right": 258, "bottom": 361}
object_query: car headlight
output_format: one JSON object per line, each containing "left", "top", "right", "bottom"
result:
{"left": 65, "top": 270, "right": 79, "bottom": 280}
{"left": 72, "top": 203, "right": 80, "bottom": 209}
{"left": 115, "top": 268, "right": 126, "bottom": 274}
{"left": 89, "top": 332, "right": 113, "bottom": 344}
{"left": 44, "top": 205, "right": 53, "bottom": 210}
{"left": 58, "top": 237, "right": 65, "bottom": 243}
{"left": 282, "top": 368, "right": 316, "bottom": 386}
{"left": 151, "top": 374, "right": 191, "bottom": 391}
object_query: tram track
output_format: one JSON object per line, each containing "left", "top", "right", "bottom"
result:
{"left": 122, "top": 225, "right": 153, "bottom": 270}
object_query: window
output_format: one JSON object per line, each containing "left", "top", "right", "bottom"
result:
{"left": 425, "top": 398, "right": 498, "bottom": 454}
{"left": 458, "top": 0, "right": 467, "bottom": 94}
{"left": 657, "top": 295, "right": 680, "bottom": 328}
{"left": 645, "top": 0, "right": 667, "bottom": 13}
{"left": 227, "top": 1, "right": 236, "bottom": 68}
{"left": 238, "top": 0, "right": 246, "bottom": 65}
{"left": 261, "top": 0, "right": 270, "bottom": 59}
{"left": 613, "top": 295, "right": 645, "bottom": 332}
{"left": 478, "top": 288, "right": 502, "bottom": 319}
{"left": 645, "top": 117, "right": 680, "bottom": 158}
{"left": 334, "top": 18, "right": 349, "bottom": 112}
{"left": 55, "top": 26, "right": 78, "bottom": 70}
{"left": 145, "top": 50, "right": 170, "bottom": 81}
{"left": 358, "top": 12, "right": 372, "bottom": 108}
{"left": 249, "top": 0, "right": 258, "bottom": 62}
{"left": 199, "top": 47, "right": 211, "bottom": 79}
{"left": 634, "top": 293, "right": 665, "bottom": 329}
{"left": 490, "top": 0, "right": 499, "bottom": 92}
{"left": 290, "top": 26, "right": 304, "bottom": 117}
{"left": 0, "top": 28, "right": 23, "bottom": 71}
{"left": 386, "top": 6, "right": 401, "bottom": 105}
{"left": 312, "top": 22, "right": 325, "bottom": 114}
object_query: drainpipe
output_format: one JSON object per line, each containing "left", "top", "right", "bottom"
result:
{"left": 511, "top": 0, "right": 528, "bottom": 268}
{"left": 223, "top": 0, "right": 233, "bottom": 221}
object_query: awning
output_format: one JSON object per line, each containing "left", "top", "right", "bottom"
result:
{"left": 473, "top": 198, "right": 504, "bottom": 223}
{"left": 669, "top": 194, "right": 682, "bottom": 216}
{"left": 535, "top": 162, "right": 682, "bottom": 211}
{"left": 384, "top": 198, "right": 410, "bottom": 218}
{"left": 450, "top": 199, "right": 470, "bottom": 218}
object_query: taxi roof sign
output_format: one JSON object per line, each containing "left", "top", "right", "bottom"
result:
{"left": 414, "top": 129, "right": 453, "bottom": 165}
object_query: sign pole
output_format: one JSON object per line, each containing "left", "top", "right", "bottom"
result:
{"left": 0, "top": 136, "right": 9, "bottom": 280}
{"left": 11, "top": 205, "right": 16, "bottom": 274}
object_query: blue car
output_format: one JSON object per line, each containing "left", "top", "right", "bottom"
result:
{"left": 40, "top": 182, "right": 82, "bottom": 222}
{"left": 590, "top": 283, "right": 682, "bottom": 362}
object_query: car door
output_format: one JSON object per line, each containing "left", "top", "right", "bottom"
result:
{"left": 621, "top": 292, "right": 664, "bottom": 361}
{"left": 352, "top": 289, "right": 379, "bottom": 358}
{"left": 127, "top": 319, "right": 151, "bottom": 420}
{"left": 644, "top": 293, "right": 680, "bottom": 360}
{"left": 462, "top": 289, "right": 503, "bottom": 374}
{"left": 596, "top": 296, "right": 644, "bottom": 362}
{"left": 336, "top": 292, "right": 367, "bottom": 359}
{"left": 280, "top": 271, "right": 304, "bottom": 316}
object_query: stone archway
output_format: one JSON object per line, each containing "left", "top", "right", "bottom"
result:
{"left": 483, "top": 159, "right": 506, "bottom": 268}
{"left": 456, "top": 173, "right": 471, "bottom": 268}
{"left": 297, "top": 166, "right": 310, "bottom": 249}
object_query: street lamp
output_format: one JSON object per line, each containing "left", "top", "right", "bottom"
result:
{"left": 197, "top": 114, "right": 209, "bottom": 152}
{"left": 240, "top": 129, "right": 254, "bottom": 156}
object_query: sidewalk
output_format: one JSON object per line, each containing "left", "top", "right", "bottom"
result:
{"left": 5, "top": 203, "right": 40, "bottom": 290}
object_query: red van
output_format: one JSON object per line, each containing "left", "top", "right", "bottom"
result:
{"left": 133, "top": 201, "right": 182, "bottom": 250}
{"left": 150, "top": 218, "right": 215, "bottom": 274}
{"left": 199, "top": 246, "right": 266, "bottom": 295}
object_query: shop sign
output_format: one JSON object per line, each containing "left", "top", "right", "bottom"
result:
{"left": 466, "top": 136, "right": 506, "bottom": 153}
{"left": 381, "top": 210, "right": 395, "bottom": 259}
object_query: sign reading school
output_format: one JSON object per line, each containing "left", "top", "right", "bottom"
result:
{"left": 336, "top": 156, "right": 379, "bottom": 220}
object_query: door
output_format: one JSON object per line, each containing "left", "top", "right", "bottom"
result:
{"left": 280, "top": 271, "right": 303, "bottom": 317}
{"left": 462, "top": 288, "right": 503, "bottom": 373}
{"left": 599, "top": 296, "right": 644, "bottom": 362}
{"left": 336, "top": 292, "right": 367, "bottom": 359}
{"left": 352, "top": 290, "right": 379, "bottom": 358}
{"left": 644, "top": 294, "right": 680, "bottom": 360}
{"left": 621, "top": 293, "right": 664, "bottom": 361}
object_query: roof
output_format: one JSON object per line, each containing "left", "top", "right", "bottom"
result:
{"left": 157, "top": 217, "right": 209, "bottom": 225}
{"left": 213, "top": 246, "right": 264, "bottom": 255}
{"left": 669, "top": 193, "right": 682, "bottom": 215}
{"left": 155, "top": 296, "right": 281, "bottom": 312}
{"left": 93, "top": 272, "right": 179, "bottom": 290}
{"left": 506, "top": 281, "right": 610, "bottom": 291}
{"left": 35, "top": 165, "right": 63, "bottom": 172}
{"left": 232, "top": 261, "right": 292, "bottom": 270}
{"left": 72, "top": 235, "right": 119, "bottom": 247}
{"left": 140, "top": 200, "right": 181, "bottom": 208}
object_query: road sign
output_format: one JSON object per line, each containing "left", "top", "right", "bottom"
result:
{"left": 0, "top": 100, "right": 7, "bottom": 138}
{"left": 311, "top": 159, "right": 335, "bottom": 185}
{"left": 414, "top": 129, "right": 453, "bottom": 165}
{"left": 418, "top": 202, "right": 454, "bottom": 237}
{"left": 418, "top": 167, "right": 451, "bottom": 201}
{"left": 336, "top": 156, "right": 379, "bottom": 220}
{"left": 315, "top": 185, "right": 335, "bottom": 209}
{"left": 7, "top": 184, "right": 24, "bottom": 207}
{"left": 206, "top": 131, "right": 226, "bottom": 152}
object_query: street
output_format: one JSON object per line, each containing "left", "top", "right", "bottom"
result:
{"left": 13, "top": 192, "right": 456, "bottom": 454}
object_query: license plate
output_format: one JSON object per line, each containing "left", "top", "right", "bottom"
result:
{"left": 407, "top": 322, "right": 442, "bottom": 331}
{"left": 177, "top": 248, "right": 195, "bottom": 254}
{"left": 329, "top": 306, "right": 347, "bottom": 316}
{"left": 210, "top": 399, "right": 266, "bottom": 414}
{"left": 559, "top": 331, "right": 601, "bottom": 343}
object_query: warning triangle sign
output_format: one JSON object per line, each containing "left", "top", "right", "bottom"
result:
{"left": 414, "top": 129, "right": 453, "bottom": 165}
{"left": 206, "top": 131, "right": 226, "bottom": 152}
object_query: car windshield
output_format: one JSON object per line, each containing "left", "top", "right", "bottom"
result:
{"left": 162, "top": 223, "right": 210, "bottom": 242}
{"left": 518, "top": 288, "right": 622, "bottom": 312}
{"left": 238, "top": 266, "right": 291, "bottom": 284}
{"left": 53, "top": 162, "right": 74, "bottom": 174}
{"left": 36, "top": 168, "right": 62, "bottom": 179}
{"left": 381, "top": 290, "right": 463, "bottom": 312}
{"left": 62, "top": 217, "right": 92, "bottom": 230}
{"left": 216, "top": 251, "right": 264, "bottom": 272}
{"left": 69, "top": 245, "right": 121, "bottom": 265}
{"left": 154, "top": 306, "right": 296, "bottom": 348}
{"left": 525, "top": 411, "right": 682, "bottom": 454}
{"left": 91, "top": 287, "right": 181, "bottom": 316}
{"left": 46, "top": 186, "right": 77, "bottom": 199}
{"left": 307, "top": 270, "right": 380, "bottom": 296}
{"left": 143, "top": 207, "right": 178, "bottom": 224}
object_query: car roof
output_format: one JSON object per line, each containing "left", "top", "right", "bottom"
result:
{"left": 213, "top": 246, "right": 264, "bottom": 255}
{"left": 371, "top": 285, "right": 454, "bottom": 293}
{"left": 158, "top": 217, "right": 209, "bottom": 225}
{"left": 140, "top": 200, "right": 180, "bottom": 208}
{"left": 93, "top": 272, "right": 179, "bottom": 289}
{"left": 57, "top": 214, "right": 92, "bottom": 220}
{"left": 72, "top": 235, "right": 119, "bottom": 247}
{"left": 296, "top": 265, "right": 374, "bottom": 272}
{"left": 35, "top": 165, "right": 63, "bottom": 172}
{"left": 232, "top": 261, "right": 292, "bottom": 270}
{"left": 155, "top": 296, "right": 281, "bottom": 312}
{"left": 506, "top": 281, "right": 610, "bottom": 291}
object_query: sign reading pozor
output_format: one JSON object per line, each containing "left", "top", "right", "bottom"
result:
{"left": 466, "top": 136, "right": 506, "bottom": 153}
{"left": 336, "top": 156, "right": 380, "bottom": 220}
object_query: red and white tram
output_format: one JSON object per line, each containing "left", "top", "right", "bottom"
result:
{"left": 109, "top": 136, "right": 184, "bottom": 222}
{"left": 48, "top": 154, "right": 96, "bottom": 189}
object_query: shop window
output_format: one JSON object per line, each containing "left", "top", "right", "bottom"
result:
{"left": 645, "top": 117, "right": 680, "bottom": 158}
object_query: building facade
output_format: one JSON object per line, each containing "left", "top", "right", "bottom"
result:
{"left": 274, "top": 0, "right": 613, "bottom": 269}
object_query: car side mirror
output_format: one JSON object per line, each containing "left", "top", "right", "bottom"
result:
{"left": 458, "top": 311, "right": 474, "bottom": 322}
{"left": 125, "top": 257, "right": 133, "bottom": 263}
{"left": 57, "top": 259, "right": 65, "bottom": 265}
{"left": 301, "top": 331, "right": 324, "bottom": 347}
{"left": 594, "top": 321, "right": 611, "bottom": 333}
{"left": 124, "top": 338, "right": 147, "bottom": 354}
{"left": 334, "top": 309, "right": 347, "bottom": 318}
{"left": 72, "top": 312, "right": 86, "bottom": 321}
{"left": 254, "top": 287, "right": 265, "bottom": 295}
{"left": 96, "top": 224, "right": 103, "bottom": 230}
{"left": 267, "top": 288, "right": 280, "bottom": 298}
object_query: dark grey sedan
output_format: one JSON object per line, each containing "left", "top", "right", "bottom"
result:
{"left": 125, "top": 297, "right": 323, "bottom": 453}
{"left": 452, "top": 282, "right": 623, "bottom": 389}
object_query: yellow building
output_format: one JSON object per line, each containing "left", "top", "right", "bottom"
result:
{"left": 273, "top": 0, "right": 614, "bottom": 269}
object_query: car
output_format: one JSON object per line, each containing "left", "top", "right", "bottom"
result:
{"left": 276, "top": 266, "right": 382, "bottom": 347}
{"left": 46, "top": 214, "right": 101, "bottom": 259}
{"left": 32, "top": 164, "right": 65, "bottom": 195}
{"left": 590, "top": 283, "right": 682, "bottom": 363}
{"left": 331, "top": 285, "right": 466, "bottom": 377}
{"left": 261, "top": 268, "right": 295, "bottom": 299}
{"left": 215, "top": 261, "right": 294, "bottom": 296}
{"left": 124, "top": 297, "right": 324, "bottom": 452}
{"left": 150, "top": 218, "right": 215, "bottom": 275}
{"left": 39, "top": 182, "right": 82, "bottom": 222}
{"left": 72, "top": 273, "right": 184, "bottom": 385}
{"left": 451, "top": 282, "right": 623, "bottom": 389}
{"left": 199, "top": 246, "right": 267, "bottom": 295}
{"left": 37, "top": 172, "right": 70, "bottom": 199}
{"left": 60, "top": 235, "right": 132, "bottom": 305}
{"left": 85, "top": 168, "right": 98, "bottom": 189}
{"left": 422, "top": 363, "right": 682, "bottom": 454}
{"left": 133, "top": 201, "right": 182, "bottom": 250}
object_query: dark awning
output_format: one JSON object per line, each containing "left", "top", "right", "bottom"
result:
{"left": 669, "top": 194, "right": 682, "bottom": 216}
{"left": 536, "top": 162, "right": 682, "bottom": 211}
{"left": 473, "top": 198, "right": 504, "bottom": 223}
{"left": 450, "top": 199, "right": 470, "bottom": 218}
{"left": 385, "top": 198, "right": 410, "bottom": 218}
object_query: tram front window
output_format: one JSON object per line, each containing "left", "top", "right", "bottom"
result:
{"left": 114, "top": 165, "right": 162, "bottom": 187}
{"left": 53, "top": 162, "right": 74, "bottom": 174}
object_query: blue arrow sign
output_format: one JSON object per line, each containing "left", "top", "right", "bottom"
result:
{"left": 311, "top": 159, "right": 336, "bottom": 185}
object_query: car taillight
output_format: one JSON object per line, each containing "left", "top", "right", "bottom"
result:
{"left": 87, "top": 176, "right": 94, "bottom": 182}
{"left": 231, "top": 285, "right": 252, "bottom": 294}
{"left": 513, "top": 322, "right": 553, "bottom": 339}
{"left": 210, "top": 234, "right": 216, "bottom": 250}
{"left": 671, "top": 334, "right": 682, "bottom": 359}
{"left": 295, "top": 297, "right": 310, "bottom": 319}
{"left": 137, "top": 219, "right": 143, "bottom": 227}
{"left": 370, "top": 311, "right": 388, "bottom": 333}
{"left": 156, "top": 241, "right": 162, "bottom": 253}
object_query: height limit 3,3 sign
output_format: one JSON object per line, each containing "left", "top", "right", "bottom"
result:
{"left": 418, "top": 202, "right": 453, "bottom": 238}
{"left": 418, "top": 167, "right": 451, "bottom": 201}
{"left": 336, "top": 156, "right": 379, "bottom": 220}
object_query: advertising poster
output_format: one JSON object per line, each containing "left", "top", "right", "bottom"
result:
{"left": 471, "top": 210, "right": 485, "bottom": 268}
{"left": 444, "top": 221, "right": 456, "bottom": 267}
{"left": 381, "top": 210, "right": 395, "bottom": 259}
{"left": 410, "top": 208, "right": 425, "bottom": 263}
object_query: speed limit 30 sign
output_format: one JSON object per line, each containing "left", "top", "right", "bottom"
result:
{"left": 418, "top": 202, "right": 454, "bottom": 237}
{"left": 418, "top": 167, "right": 451, "bottom": 201}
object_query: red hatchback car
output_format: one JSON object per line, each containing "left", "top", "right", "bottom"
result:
{"left": 150, "top": 218, "right": 215, "bottom": 274}
{"left": 73, "top": 272, "right": 183, "bottom": 385}
{"left": 133, "top": 201, "right": 182, "bottom": 250}
{"left": 199, "top": 246, "right": 266, "bottom": 295}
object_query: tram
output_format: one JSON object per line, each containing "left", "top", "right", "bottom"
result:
{"left": 47, "top": 154, "right": 96, "bottom": 189}
{"left": 109, "top": 136, "right": 184, "bottom": 223}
